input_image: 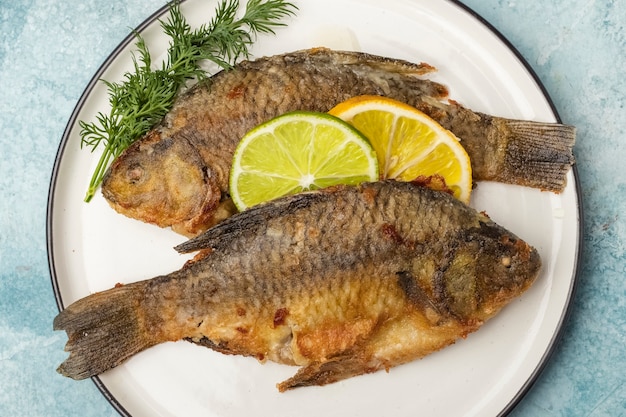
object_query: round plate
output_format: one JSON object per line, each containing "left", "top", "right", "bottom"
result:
{"left": 47, "top": 0, "right": 581, "bottom": 416}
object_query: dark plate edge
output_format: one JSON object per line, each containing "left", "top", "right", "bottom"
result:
{"left": 45, "top": 1, "right": 583, "bottom": 416}
{"left": 449, "top": 1, "right": 583, "bottom": 416}
{"left": 45, "top": 3, "right": 172, "bottom": 417}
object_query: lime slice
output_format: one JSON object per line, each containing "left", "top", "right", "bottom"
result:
{"left": 230, "top": 111, "right": 379, "bottom": 211}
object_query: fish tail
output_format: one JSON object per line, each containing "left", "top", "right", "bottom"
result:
{"left": 53, "top": 282, "right": 153, "bottom": 380}
{"left": 496, "top": 119, "right": 576, "bottom": 192}
{"left": 426, "top": 99, "right": 575, "bottom": 192}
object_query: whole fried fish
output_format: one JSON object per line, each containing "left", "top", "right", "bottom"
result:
{"left": 101, "top": 48, "right": 575, "bottom": 236}
{"left": 55, "top": 181, "right": 541, "bottom": 391}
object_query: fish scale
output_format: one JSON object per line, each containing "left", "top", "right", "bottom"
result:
{"left": 101, "top": 48, "right": 575, "bottom": 236}
{"left": 55, "top": 181, "right": 541, "bottom": 390}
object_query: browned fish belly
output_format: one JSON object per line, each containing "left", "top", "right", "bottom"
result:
{"left": 101, "top": 48, "right": 576, "bottom": 236}
{"left": 55, "top": 181, "right": 541, "bottom": 391}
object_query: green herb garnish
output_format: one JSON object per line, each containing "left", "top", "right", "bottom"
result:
{"left": 80, "top": 0, "right": 297, "bottom": 202}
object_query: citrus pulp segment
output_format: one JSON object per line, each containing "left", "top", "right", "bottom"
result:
{"left": 230, "top": 111, "right": 379, "bottom": 211}
{"left": 329, "top": 95, "right": 472, "bottom": 204}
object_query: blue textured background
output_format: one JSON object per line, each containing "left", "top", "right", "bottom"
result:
{"left": 0, "top": 1, "right": 624, "bottom": 416}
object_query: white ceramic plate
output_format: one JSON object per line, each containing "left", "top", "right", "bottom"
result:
{"left": 48, "top": 0, "right": 581, "bottom": 416}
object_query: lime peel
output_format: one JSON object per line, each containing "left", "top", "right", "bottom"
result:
{"left": 230, "top": 111, "right": 379, "bottom": 211}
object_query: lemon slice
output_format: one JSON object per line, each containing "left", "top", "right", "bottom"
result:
{"left": 230, "top": 111, "right": 379, "bottom": 211}
{"left": 329, "top": 95, "right": 472, "bottom": 203}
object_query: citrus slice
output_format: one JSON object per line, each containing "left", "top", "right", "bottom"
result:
{"left": 230, "top": 111, "right": 379, "bottom": 211}
{"left": 329, "top": 95, "right": 472, "bottom": 203}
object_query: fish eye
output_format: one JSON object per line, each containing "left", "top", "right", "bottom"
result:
{"left": 501, "top": 256, "right": 512, "bottom": 268}
{"left": 127, "top": 163, "right": 145, "bottom": 184}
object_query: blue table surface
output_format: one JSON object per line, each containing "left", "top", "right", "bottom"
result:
{"left": 1, "top": 1, "right": 624, "bottom": 416}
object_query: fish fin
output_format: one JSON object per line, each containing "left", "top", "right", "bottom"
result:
{"left": 496, "top": 119, "right": 576, "bottom": 192}
{"left": 277, "top": 354, "right": 374, "bottom": 392}
{"left": 175, "top": 188, "right": 333, "bottom": 253}
{"left": 345, "top": 53, "right": 448, "bottom": 99}
{"left": 338, "top": 50, "right": 438, "bottom": 76}
{"left": 184, "top": 336, "right": 255, "bottom": 358}
{"left": 396, "top": 271, "right": 445, "bottom": 323}
{"left": 53, "top": 283, "right": 153, "bottom": 380}
{"left": 283, "top": 48, "right": 449, "bottom": 100}
{"left": 175, "top": 211, "right": 257, "bottom": 253}
{"left": 304, "top": 47, "right": 439, "bottom": 76}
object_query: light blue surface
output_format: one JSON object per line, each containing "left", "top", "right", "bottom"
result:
{"left": 0, "top": 0, "right": 624, "bottom": 416}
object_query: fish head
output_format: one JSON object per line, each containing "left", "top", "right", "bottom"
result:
{"left": 101, "top": 130, "right": 222, "bottom": 236}
{"left": 443, "top": 217, "right": 541, "bottom": 322}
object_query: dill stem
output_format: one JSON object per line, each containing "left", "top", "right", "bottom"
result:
{"left": 80, "top": 0, "right": 296, "bottom": 202}
{"left": 84, "top": 146, "right": 116, "bottom": 203}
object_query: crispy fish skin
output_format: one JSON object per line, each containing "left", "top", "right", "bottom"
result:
{"left": 101, "top": 47, "right": 576, "bottom": 236}
{"left": 55, "top": 181, "right": 541, "bottom": 390}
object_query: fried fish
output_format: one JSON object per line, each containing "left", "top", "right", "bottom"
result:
{"left": 100, "top": 48, "right": 575, "bottom": 236}
{"left": 55, "top": 181, "right": 541, "bottom": 391}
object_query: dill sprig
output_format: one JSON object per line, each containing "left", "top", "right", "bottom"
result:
{"left": 80, "top": 0, "right": 297, "bottom": 202}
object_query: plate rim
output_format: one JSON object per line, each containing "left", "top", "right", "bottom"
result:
{"left": 443, "top": 4, "right": 583, "bottom": 415}
{"left": 46, "top": 0, "right": 583, "bottom": 416}
{"left": 46, "top": 3, "right": 172, "bottom": 417}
